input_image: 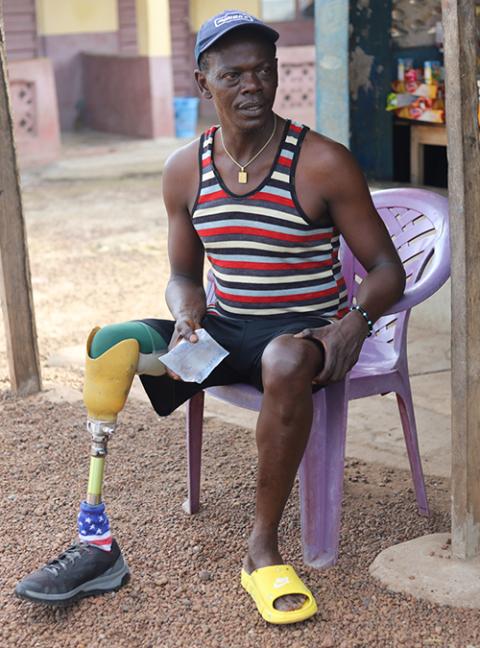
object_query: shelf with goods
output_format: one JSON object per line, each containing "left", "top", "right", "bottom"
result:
{"left": 388, "top": 0, "right": 446, "bottom": 125}
{"left": 386, "top": 58, "right": 445, "bottom": 124}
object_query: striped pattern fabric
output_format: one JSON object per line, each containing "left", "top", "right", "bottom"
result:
{"left": 192, "top": 119, "right": 349, "bottom": 319}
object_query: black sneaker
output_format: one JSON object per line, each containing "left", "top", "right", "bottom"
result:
{"left": 15, "top": 539, "right": 129, "bottom": 606}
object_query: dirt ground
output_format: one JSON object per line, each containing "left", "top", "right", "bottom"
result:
{"left": 0, "top": 175, "right": 477, "bottom": 647}
{"left": 0, "top": 175, "right": 173, "bottom": 393}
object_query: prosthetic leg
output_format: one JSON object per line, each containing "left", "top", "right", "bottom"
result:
{"left": 79, "top": 322, "right": 168, "bottom": 548}
{"left": 14, "top": 321, "right": 169, "bottom": 604}
{"left": 83, "top": 327, "right": 139, "bottom": 506}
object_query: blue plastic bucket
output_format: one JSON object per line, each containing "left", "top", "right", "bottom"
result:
{"left": 174, "top": 97, "right": 200, "bottom": 138}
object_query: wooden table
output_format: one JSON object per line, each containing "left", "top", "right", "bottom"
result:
{"left": 410, "top": 123, "right": 447, "bottom": 185}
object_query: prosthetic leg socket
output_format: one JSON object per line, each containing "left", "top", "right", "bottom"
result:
{"left": 83, "top": 328, "right": 139, "bottom": 504}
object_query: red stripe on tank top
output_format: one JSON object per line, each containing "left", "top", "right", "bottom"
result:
{"left": 197, "top": 189, "right": 228, "bottom": 204}
{"left": 247, "top": 192, "right": 294, "bottom": 207}
{"left": 215, "top": 284, "right": 339, "bottom": 304}
{"left": 209, "top": 257, "right": 332, "bottom": 270}
{"left": 197, "top": 226, "right": 331, "bottom": 242}
{"left": 336, "top": 276, "right": 347, "bottom": 292}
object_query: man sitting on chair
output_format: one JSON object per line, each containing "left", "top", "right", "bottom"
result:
{"left": 16, "top": 10, "right": 405, "bottom": 625}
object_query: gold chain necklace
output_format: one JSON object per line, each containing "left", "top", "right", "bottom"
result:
{"left": 220, "top": 114, "right": 277, "bottom": 184}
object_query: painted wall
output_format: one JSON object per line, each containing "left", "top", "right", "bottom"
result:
{"left": 118, "top": 0, "right": 138, "bottom": 54}
{"left": 189, "top": 0, "right": 260, "bottom": 32}
{"left": 36, "top": 0, "right": 173, "bottom": 136}
{"left": 40, "top": 33, "right": 119, "bottom": 129}
{"left": 391, "top": 0, "right": 442, "bottom": 49}
{"left": 36, "top": 0, "right": 118, "bottom": 36}
{"left": 83, "top": 53, "right": 174, "bottom": 137}
{"left": 136, "top": 0, "right": 171, "bottom": 56}
{"left": 3, "top": 0, "right": 38, "bottom": 60}
{"left": 35, "top": 0, "right": 120, "bottom": 129}
{"left": 9, "top": 58, "right": 61, "bottom": 165}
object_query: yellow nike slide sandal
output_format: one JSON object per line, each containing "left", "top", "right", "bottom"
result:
{"left": 241, "top": 564, "right": 318, "bottom": 625}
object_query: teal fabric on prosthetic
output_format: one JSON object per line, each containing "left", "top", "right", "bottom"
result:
{"left": 90, "top": 322, "right": 167, "bottom": 358}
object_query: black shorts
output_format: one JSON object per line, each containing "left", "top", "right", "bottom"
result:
{"left": 139, "top": 313, "right": 330, "bottom": 417}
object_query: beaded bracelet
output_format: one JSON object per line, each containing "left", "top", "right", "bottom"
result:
{"left": 350, "top": 304, "right": 373, "bottom": 337}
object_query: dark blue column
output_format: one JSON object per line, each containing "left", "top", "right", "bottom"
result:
{"left": 349, "top": 0, "right": 393, "bottom": 180}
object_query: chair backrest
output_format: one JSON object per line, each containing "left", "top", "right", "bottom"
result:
{"left": 340, "top": 187, "right": 450, "bottom": 354}
{"left": 206, "top": 187, "right": 450, "bottom": 357}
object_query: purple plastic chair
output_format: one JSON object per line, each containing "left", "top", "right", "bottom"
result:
{"left": 184, "top": 188, "right": 450, "bottom": 568}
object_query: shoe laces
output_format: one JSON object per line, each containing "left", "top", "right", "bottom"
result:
{"left": 43, "top": 543, "right": 91, "bottom": 576}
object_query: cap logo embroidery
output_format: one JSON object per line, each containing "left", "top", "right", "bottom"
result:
{"left": 273, "top": 576, "right": 290, "bottom": 589}
{"left": 214, "top": 13, "right": 254, "bottom": 28}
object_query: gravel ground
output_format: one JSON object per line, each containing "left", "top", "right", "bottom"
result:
{"left": 1, "top": 393, "right": 478, "bottom": 648}
{"left": 0, "top": 175, "right": 477, "bottom": 647}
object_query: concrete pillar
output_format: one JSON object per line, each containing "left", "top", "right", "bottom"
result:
{"left": 136, "top": 0, "right": 171, "bottom": 57}
{"left": 314, "top": 0, "right": 349, "bottom": 147}
{"left": 134, "top": 0, "right": 175, "bottom": 137}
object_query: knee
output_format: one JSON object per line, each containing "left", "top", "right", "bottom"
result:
{"left": 261, "top": 335, "right": 316, "bottom": 396}
{"left": 89, "top": 321, "right": 168, "bottom": 377}
{"left": 89, "top": 321, "right": 167, "bottom": 358}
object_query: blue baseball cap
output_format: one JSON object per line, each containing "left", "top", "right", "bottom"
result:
{"left": 195, "top": 9, "right": 279, "bottom": 65}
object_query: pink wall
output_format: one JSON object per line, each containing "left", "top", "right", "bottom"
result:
{"left": 3, "top": 0, "right": 38, "bottom": 61}
{"left": 8, "top": 58, "right": 61, "bottom": 166}
{"left": 39, "top": 32, "right": 119, "bottom": 129}
{"left": 83, "top": 53, "right": 174, "bottom": 138}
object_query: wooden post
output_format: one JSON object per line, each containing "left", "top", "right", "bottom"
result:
{"left": 442, "top": 0, "right": 480, "bottom": 559}
{"left": 314, "top": 0, "right": 349, "bottom": 146}
{"left": 0, "top": 17, "right": 42, "bottom": 395}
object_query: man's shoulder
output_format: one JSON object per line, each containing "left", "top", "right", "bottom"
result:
{"left": 164, "top": 123, "right": 219, "bottom": 174}
{"left": 301, "top": 127, "right": 350, "bottom": 164}
{"left": 164, "top": 136, "right": 201, "bottom": 178}
{"left": 293, "top": 126, "right": 364, "bottom": 208}
{"left": 162, "top": 136, "right": 202, "bottom": 208}
{"left": 296, "top": 127, "right": 359, "bottom": 183}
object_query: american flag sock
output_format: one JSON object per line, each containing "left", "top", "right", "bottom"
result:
{"left": 77, "top": 501, "right": 112, "bottom": 551}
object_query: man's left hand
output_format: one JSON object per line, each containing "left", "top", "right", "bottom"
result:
{"left": 294, "top": 313, "right": 369, "bottom": 385}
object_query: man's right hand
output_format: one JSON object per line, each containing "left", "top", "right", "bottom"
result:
{"left": 166, "top": 316, "right": 202, "bottom": 380}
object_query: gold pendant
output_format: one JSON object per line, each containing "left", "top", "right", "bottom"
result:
{"left": 238, "top": 169, "right": 248, "bottom": 184}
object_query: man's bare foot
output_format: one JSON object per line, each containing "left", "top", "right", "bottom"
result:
{"left": 243, "top": 543, "right": 307, "bottom": 612}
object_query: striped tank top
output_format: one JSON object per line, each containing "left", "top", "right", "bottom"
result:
{"left": 192, "top": 119, "right": 349, "bottom": 319}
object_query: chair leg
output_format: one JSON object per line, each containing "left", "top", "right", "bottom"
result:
{"left": 299, "top": 379, "right": 348, "bottom": 568}
{"left": 183, "top": 391, "right": 205, "bottom": 515}
{"left": 396, "top": 389, "right": 430, "bottom": 517}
